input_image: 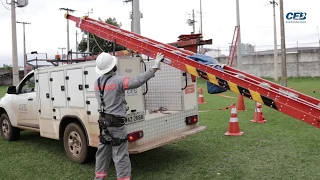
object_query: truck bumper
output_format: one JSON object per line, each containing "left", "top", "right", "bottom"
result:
{"left": 128, "top": 126, "right": 207, "bottom": 154}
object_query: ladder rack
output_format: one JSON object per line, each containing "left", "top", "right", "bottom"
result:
{"left": 65, "top": 14, "right": 320, "bottom": 129}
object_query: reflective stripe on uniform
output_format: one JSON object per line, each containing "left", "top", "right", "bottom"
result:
{"left": 117, "top": 176, "right": 131, "bottom": 180}
{"left": 123, "top": 77, "right": 130, "bottom": 90}
{"left": 95, "top": 172, "right": 107, "bottom": 179}
{"left": 94, "top": 84, "right": 117, "bottom": 91}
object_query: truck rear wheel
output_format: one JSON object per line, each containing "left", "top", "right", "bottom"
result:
{"left": 63, "top": 123, "right": 89, "bottom": 164}
{"left": 0, "top": 114, "right": 20, "bottom": 141}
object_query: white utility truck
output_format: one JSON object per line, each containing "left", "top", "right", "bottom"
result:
{"left": 0, "top": 56, "right": 206, "bottom": 163}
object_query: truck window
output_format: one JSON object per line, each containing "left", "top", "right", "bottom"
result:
{"left": 18, "top": 74, "right": 35, "bottom": 94}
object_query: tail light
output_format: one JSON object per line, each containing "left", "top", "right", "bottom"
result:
{"left": 185, "top": 115, "right": 198, "bottom": 125}
{"left": 128, "top": 130, "right": 144, "bottom": 142}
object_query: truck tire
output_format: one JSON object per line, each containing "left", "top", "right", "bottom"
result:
{"left": 63, "top": 122, "right": 90, "bottom": 164}
{"left": 0, "top": 114, "right": 20, "bottom": 141}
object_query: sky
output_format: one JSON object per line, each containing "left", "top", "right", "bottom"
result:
{"left": 0, "top": 0, "right": 319, "bottom": 67}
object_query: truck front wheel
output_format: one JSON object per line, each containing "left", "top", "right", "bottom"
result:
{"left": 0, "top": 114, "right": 20, "bottom": 141}
{"left": 63, "top": 123, "right": 90, "bottom": 164}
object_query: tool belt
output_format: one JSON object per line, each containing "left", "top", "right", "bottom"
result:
{"left": 98, "top": 113, "right": 128, "bottom": 146}
{"left": 99, "top": 113, "right": 127, "bottom": 127}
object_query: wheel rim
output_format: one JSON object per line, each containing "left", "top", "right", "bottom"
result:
{"left": 68, "top": 131, "right": 82, "bottom": 157}
{"left": 2, "top": 119, "right": 9, "bottom": 138}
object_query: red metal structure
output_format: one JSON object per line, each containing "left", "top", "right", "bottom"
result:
{"left": 65, "top": 14, "right": 320, "bottom": 129}
{"left": 227, "top": 26, "right": 240, "bottom": 66}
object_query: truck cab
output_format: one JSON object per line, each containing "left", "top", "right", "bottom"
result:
{"left": 0, "top": 71, "right": 39, "bottom": 141}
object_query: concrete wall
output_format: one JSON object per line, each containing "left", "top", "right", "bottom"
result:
{"left": 215, "top": 49, "right": 320, "bottom": 78}
{"left": 0, "top": 70, "right": 26, "bottom": 86}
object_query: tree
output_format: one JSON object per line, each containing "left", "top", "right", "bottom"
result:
{"left": 78, "top": 17, "right": 127, "bottom": 55}
{"left": 0, "top": 64, "right": 12, "bottom": 70}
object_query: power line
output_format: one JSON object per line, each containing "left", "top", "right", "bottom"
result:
{"left": 1, "top": 0, "right": 10, "bottom": 10}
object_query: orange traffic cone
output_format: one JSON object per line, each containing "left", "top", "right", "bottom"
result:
{"left": 250, "top": 102, "right": 267, "bottom": 123}
{"left": 198, "top": 87, "right": 206, "bottom": 104}
{"left": 259, "top": 103, "right": 267, "bottom": 122}
{"left": 225, "top": 103, "right": 244, "bottom": 136}
{"left": 237, "top": 95, "right": 246, "bottom": 111}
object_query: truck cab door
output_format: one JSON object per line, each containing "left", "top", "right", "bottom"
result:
{"left": 14, "top": 73, "right": 39, "bottom": 129}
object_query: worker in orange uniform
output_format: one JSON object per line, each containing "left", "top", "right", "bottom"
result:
{"left": 93, "top": 52, "right": 164, "bottom": 180}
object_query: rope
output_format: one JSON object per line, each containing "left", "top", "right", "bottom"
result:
{"left": 149, "top": 107, "right": 171, "bottom": 114}
{"left": 92, "top": 34, "right": 104, "bottom": 52}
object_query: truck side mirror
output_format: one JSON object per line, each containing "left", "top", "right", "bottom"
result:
{"left": 7, "top": 86, "right": 17, "bottom": 94}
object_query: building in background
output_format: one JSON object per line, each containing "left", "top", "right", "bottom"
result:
{"left": 229, "top": 43, "right": 255, "bottom": 55}
{"left": 241, "top": 43, "right": 255, "bottom": 54}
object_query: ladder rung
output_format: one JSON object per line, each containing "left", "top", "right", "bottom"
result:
{"left": 259, "top": 82, "right": 271, "bottom": 89}
{"left": 155, "top": 44, "right": 165, "bottom": 48}
{"left": 171, "top": 50, "right": 182, "bottom": 55}
{"left": 235, "top": 73, "right": 246, "bottom": 79}
{"left": 139, "top": 38, "right": 149, "bottom": 42}
{"left": 279, "top": 89, "right": 299, "bottom": 99}
{"left": 163, "top": 58, "right": 172, "bottom": 65}
{"left": 126, "top": 33, "right": 135, "bottom": 37}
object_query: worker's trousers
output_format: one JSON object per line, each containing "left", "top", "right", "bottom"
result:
{"left": 94, "top": 126, "right": 131, "bottom": 180}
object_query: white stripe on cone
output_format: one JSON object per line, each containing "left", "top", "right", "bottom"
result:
{"left": 230, "top": 117, "right": 238, "bottom": 122}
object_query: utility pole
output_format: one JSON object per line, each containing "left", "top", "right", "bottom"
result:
{"left": 75, "top": 30, "right": 79, "bottom": 59}
{"left": 199, "top": 0, "right": 203, "bottom": 35}
{"left": 186, "top": 10, "right": 196, "bottom": 34}
{"left": 236, "top": 0, "right": 242, "bottom": 70}
{"left": 279, "top": 0, "right": 287, "bottom": 86}
{"left": 59, "top": 8, "right": 76, "bottom": 60}
{"left": 316, "top": 26, "right": 320, "bottom": 49}
{"left": 17, "top": 21, "right": 31, "bottom": 76}
{"left": 192, "top": 9, "right": 195, "bottom": 33}
{"left": 85, "top": 9, "right": 93, "bottom": 53}
{"left": 132, "top": 0, "right": 141, "bottom": 34}
{"left": 124, "top": 0, "right": 142, "bottom": 34}
{"left": 270, "top": 0, "right": 279, "bottom": 81}
{"left": 10, "top": 0, "right": 19, "bottom": 85}
{"left": 199, "top": 0, "right": 204, "bottom": 53}
{"left": 58, "top": 47, "right": 66, "bottom": 60}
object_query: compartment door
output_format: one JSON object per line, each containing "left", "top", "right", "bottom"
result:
{"left": 38, "top": 72, "right": 52, "bottom": 119}
{"left": 50, "top": 71, "right": 67, "bottom": 107}
{"left": 84, "top": 66, "right": 99, "bottom": 92}
{"left": 66, "top": 68, "right": 85, "bottom": 108}
{"left": 87, "top": 97, "right": 99, "bottom": 123}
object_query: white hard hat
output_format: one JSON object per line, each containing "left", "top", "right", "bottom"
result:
{"left": 95, "top": 52, "right": 118, "bottom": 75}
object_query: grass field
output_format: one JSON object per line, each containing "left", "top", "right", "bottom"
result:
{"left": 0, "top": 77, "right": 320, "bottom": 180}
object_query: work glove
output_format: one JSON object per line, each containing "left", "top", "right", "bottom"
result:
{"left": 152, "top": 52, "right": 164, "bottom": 69}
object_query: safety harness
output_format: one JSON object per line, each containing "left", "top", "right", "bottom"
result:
{"left": 97, "top": 76, "right": 128, "bottom": 146}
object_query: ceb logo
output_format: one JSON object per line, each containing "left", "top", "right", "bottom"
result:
{"left": 286, "top": 12, "right": 307, "bottom": 20}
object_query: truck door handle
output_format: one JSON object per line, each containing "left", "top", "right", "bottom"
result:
{"left": 28, "top": 98, "right": 33, "bottom": 101}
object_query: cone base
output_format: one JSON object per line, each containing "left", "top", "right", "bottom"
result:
{"left": 225, "top": 131, "right": 244, "bottom": 136}
{"left": 198, "top": 102, "right": 206, "bottom": 104}
{"left": 250, "top": 119, "right": 267, "bottom": 123}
